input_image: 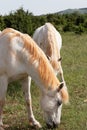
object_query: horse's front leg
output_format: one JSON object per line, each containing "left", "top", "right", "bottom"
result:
{"left": 0, "top": 74, "right": 8, "bottom": 129}
{"left": 21, "top": 76, "right": 42, "bottom": 128}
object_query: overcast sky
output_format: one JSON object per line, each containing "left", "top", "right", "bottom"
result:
{"left": 0, "top": 0, "right": 87, "bottom": 16}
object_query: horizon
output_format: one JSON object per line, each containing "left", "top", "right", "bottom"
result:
{"left": 1, "top": 7, "right": 87, "bottom": 16}
{"left": 0, "top": 0, "right": 87, "bottom": 16}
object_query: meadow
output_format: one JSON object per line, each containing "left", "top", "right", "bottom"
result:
{"left": 3, "top": 32, "right": 87, "bottom": 130}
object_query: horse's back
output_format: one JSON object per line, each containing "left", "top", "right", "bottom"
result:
{"left": 33, "top": 23, "right": 62, "bottom": 49}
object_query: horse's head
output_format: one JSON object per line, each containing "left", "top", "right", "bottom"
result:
{"left": 40, "top": 83, "right": 69, "bottom": 128}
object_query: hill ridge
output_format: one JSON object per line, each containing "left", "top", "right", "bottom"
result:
{"left": 58, "top": 8, "right": 87, "bottom": 14}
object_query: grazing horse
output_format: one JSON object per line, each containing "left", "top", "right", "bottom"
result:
{"left": 33, "top": 23, "right": 65, "bottom": 82}
{"left": 33, "top": 23, "right": 68, "bottom": 128}
{"left": 0, "top": 28, "right": 69, "bottom": 129}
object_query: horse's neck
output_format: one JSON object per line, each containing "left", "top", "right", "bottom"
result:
{"left": 9, "top": 30, "right": 60, "bottom": 92}
{"left": 21, "top": 37, "right": 60, "bottom": 91}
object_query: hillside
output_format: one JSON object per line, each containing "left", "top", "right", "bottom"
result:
{"left": 58, "top": 8, "right": 87, "bottom": 14}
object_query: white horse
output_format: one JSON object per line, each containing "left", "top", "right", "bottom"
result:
{"left": 0, "top": 28, "right": 69, "bottom": 129}
{"left": 33, "top": 23, "right": 65, "bottom": 82}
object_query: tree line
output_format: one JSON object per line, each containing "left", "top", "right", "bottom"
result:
{"left": 0, "top": 7, "right": 87, "bottom": 35}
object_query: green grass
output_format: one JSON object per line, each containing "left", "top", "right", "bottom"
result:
{"left": 3, "top": 33, "right": 87, "bottom": 130}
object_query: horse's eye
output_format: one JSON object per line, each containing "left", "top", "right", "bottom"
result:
{"left": 57, "top": 100, "right": 62, "bottom": 106}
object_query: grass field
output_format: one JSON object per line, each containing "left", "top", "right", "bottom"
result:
{"left": 3, "top": 32, "right": 87, "bottom": 130}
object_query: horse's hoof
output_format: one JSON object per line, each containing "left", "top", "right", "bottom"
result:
{"left": 34, "top": 122, "right": 42, "bottom": 129}
{"left": 29, "top": 119, "right": 42, "bottom": 129}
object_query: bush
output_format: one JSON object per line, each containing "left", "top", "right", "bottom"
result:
{"left": 63, "top": 22, "right": 75, "bottom": 32}
{"left": 75, "top": 25, "right": 85, "bottom": 34}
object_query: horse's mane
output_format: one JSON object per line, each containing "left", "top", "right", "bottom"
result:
{"left": 22, "top": 33, "right": 60, "bottom": 90}
{"left": 45, "top": 23, "right": 60, "bottom": 59}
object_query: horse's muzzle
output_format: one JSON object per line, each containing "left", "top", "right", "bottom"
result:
{"left": 46, "top": 121, "right": 58, "bottom": 129}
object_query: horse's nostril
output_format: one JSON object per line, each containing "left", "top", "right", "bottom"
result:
{"left": 46, "top": 123, "right": 51, "bottom": 128}
{"left": 53, "top": 121, "right": 58, "bottom": 128}
{"left": 46, "top": 122, "right": 58, "bottom": 128}
{"left": 46, "top": 123, "right": 53, "bottom": 128}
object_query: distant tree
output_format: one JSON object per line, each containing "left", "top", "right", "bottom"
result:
{"left": 75, "top": 15, "right": 85, "bottom": 25}
{"left": 0, "top": 16, "right": 5, "bottom": 30}
{"left": 75, "top": 24, "right": 85, "bottom": 34}
{"left": 39, "top": 16, "right": 47, "bottom": 25}
{"left": 47, "top": 14, "right": 54, "bottom": 23}
{"left": 3, "top": 7, "right": 33, "bottom": 35}
{"left": 13, "top": 8, "right": 33, "bottom": 34}
{"left": 83, "top": 19, "right": 87, "bottom": 32}
{"left": 63, "top": 22, "right": 75, "bottom": 32}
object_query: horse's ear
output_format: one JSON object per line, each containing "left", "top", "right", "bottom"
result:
{"left": 47, "top": 55, "right": 51, "bottom": 61}
{"left": 58, "top": 57, "right": 62, "bottom": 62}
{"left": 57, "top": 82, "right": 64, "bottom": 92}
{"left": 57, "top": 82, "right": 69, "bottom": 104}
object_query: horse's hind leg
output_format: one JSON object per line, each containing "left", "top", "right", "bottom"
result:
{"left": 21, "top": 76, "right": 42, "bottom": 128}
{"left": 0, "top": 74, "right": 8, "bottom": 127}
